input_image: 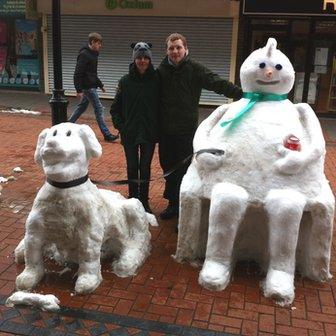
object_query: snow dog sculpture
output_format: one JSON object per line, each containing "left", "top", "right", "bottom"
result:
{"left": 15, "top": 122, "right": 156, "bottom": 294}
{"left": 174, "top": 38, "right": 335, "bottom": 306}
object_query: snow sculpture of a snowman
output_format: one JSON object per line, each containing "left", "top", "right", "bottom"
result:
{"left": 174, "top": 38, "right": 335, "bottom": 306}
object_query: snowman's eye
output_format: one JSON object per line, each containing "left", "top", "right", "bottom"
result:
{"left": 259, "top": 62, "right": 266, "bottom": 69}
{"left": 275, "top": 64, "right": 283, "bottom": 70}
{"left": 53, "top": 130, "right": 57, "bottom": 136}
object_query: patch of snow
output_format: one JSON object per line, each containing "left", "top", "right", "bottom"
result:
{"left": 13, "top": 167, "right": 23, "bottom": 173}
{"left": 6, "top": 291, "right": 60, "bottom": 311}
{"left": 0, "top": 108, "right": 41, "bottom": 115}
{"left": 12, "top": 204, "right": 25, "bottom": 213}
{"left": 0, "top": 177, "right": 8, "bottom": 183}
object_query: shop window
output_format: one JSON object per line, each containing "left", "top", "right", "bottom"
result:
{"left": 312, "top": 21, "right": 336, "bottom": 114}
{"left": 327, "top": 55, "right": 336, "bottom": 112}
{"left": 0, "top": 18, "right": 40, "bottom": 89}
{"left": 290, "top": 22, "right": 310, "bottom": 104}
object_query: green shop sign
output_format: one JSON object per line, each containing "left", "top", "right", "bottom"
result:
{"left": 106, "top": 0, "right": 153, "bottom": 10}
{"left": 0, "top": 0, "right": 25, "bottom": 16}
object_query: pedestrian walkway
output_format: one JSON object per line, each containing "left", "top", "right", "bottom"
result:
{"left": 0, "top": 89, "right": 98, "bottom": 117}
{"left": 0, "top": 92, "right": 335, "bottom": 335}
{"left": 0, "top": 89, "right": 214, "bottom": 123}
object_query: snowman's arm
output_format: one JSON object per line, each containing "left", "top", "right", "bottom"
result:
{"left": 295, "top": 103, "right": 326, "bottom": 164}
{"left": 193, "top": 104, "right": 229, "bottom": 151}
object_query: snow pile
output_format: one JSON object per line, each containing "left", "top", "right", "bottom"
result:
{"left": 13, "top": 167, "right": 23, "bottom": 173}
{"left": 0, "top": 108, "right": 41, "bottom": 115}
{"left": 6, "top": 291, "right": 60, "bottom": 311}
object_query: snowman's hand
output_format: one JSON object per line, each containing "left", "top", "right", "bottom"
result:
{"left": 195, "top": 151, "right": 225, "bottom": 171}
{"left": 274, "top": 149, "right": 306, "bottom": 175}
{"left": 193, "top": 104, "right": 229, "bottom": 150}
{"left": 276, "top": 144, "right": 290, "bottom": 157}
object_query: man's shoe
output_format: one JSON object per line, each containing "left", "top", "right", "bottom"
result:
{"left": 104, "top": 134, "right": 119, "bottom": 142}
{"left": 159, "top": 203, "right": 178, "bottom": 220}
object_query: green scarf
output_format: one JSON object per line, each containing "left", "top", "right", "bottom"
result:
{"left": 220, "top": 92, "right": 288, "bottom": 127}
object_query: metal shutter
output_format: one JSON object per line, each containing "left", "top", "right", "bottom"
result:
{"left": 47, "top": 15, "right": 233, "bottom": 105}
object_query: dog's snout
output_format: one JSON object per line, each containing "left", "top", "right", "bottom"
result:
{"left": 41, "top": 138, "right": 61, "bottom": 156}
{"left": 45, "top": 137, "right": 58, "bottom": 147}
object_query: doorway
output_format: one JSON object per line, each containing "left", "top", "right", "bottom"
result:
{"left": 246, "top": 18, "right": 336, "bottom": 116}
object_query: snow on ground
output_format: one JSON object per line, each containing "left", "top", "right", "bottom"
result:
{"left": 6, "top": 291, "right": 60, "bottom": 311}
{"left": 0, "top": 108, "right": 41, "bottom": 115}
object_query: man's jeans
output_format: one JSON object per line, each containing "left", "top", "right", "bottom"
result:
{"left": 69, "top": 88, "right": 112, "bottom": 137}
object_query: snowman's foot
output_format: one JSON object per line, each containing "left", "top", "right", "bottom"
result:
{"left": 262, "top": 269, "right": 294, "bottom": 306}
{"left": 199, "top": 260, "right": 231, "bottom": 291}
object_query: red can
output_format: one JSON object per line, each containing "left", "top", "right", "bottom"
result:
{"left": 284, "top": 135, "right": 301, "bottom": 151}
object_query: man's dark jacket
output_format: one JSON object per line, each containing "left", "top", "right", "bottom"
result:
{"left": 110, "top": 63, "right": 160, "bottom": 146}
{"left": 158, "top": 55, "right": 243, "bottom": 135}
{"left": 73, "top": 45, "right": 103, "bottom": 93}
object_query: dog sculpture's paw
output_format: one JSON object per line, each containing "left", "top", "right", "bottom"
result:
{"left": 112, "top": 259, "right": 138, "bottom": 278}
{"left": 16, "top": 268, "right": 44, "bottom": 290}
{"left": 75, "top": 273, "right": 102, "bottom": 294}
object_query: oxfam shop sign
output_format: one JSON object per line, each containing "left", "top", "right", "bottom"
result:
{"left": 106, "top": 0, "right": 153, "bottom": 10}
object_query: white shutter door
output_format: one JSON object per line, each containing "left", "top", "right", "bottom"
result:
{"left": 47, "top": 15, "right": 233, "bottom": 105}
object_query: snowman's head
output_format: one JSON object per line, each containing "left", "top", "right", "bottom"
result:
{"left": 240, "top": 38, "right": 294, "bottom": 95}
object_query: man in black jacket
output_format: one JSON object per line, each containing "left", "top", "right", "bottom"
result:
{"left": 69, "top": 32, "right": 118, "bottom": 142}
{"left": 158, "top": 33, "right": 242, "bottom": 220}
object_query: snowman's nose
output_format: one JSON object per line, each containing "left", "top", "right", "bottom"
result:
{"left": 265, "top": 68, "right": 273, "bottom": 79}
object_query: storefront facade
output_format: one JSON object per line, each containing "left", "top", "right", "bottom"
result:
{"left": 37, "top": 0, "right": 239, "bottom": 105}
{"left": 0, "top": 0, "right": 42, "bottom": 91}
{"left": 240, "top": 0, "right": 336, "bottom": 117}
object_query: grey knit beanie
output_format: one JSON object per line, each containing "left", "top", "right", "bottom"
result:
{"left": 131, "top": 42, "right": 152, "bottom": 61}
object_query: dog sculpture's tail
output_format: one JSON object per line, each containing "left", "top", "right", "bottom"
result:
{"left": 146, "top": 213, "right": 158, "bottom": 226}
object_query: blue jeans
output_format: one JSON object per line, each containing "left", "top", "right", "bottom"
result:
{"left": 69, "top": 88, "right": 112, "bottom": 137}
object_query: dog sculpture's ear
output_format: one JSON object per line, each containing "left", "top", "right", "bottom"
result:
{"left": 79, "top": 124, "right": 102, "bottom": 158}
{"left": 34, "top": 128, "right": 49, "bottom": 165}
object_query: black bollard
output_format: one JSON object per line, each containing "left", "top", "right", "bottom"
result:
{"left": 49, "top": 0, "right": 68, "bottom": 125}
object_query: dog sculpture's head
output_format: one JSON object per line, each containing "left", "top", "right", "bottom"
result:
{"left": 34, "top": 123, "right": 102, "bottom": 182}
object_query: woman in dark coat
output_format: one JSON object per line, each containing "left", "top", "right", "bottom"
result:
{"left": 110, "top": 42, "right": 159, "bottom": 213}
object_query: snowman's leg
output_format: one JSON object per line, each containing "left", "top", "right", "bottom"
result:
{"left": 199, "top": 183, "right": 248, "bottom": 291}
{"left": 175, "top": 165, "right": 205, "bottom": 262}
{"left": 263, "top": 189, "right": 305, "bottom": 306}
{"left": 303, "top": 185, "right": 334, "bottom": 281}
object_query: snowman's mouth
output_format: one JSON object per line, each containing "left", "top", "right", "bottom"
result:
{"left": 256, "top": 79, "right": 280, "bottom": 85}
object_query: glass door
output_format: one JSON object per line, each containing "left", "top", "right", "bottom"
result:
{"left": 313, "top": 21, "right": 336, "bottom": 115}
{"left": 289, "top": 20, "right": 313, "bottom": 105}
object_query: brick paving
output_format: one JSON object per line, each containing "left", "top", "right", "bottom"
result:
{"left": 0, "top": 100, "right": 335, "bottom": 335}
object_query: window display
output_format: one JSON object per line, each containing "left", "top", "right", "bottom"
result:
{"left": 0, "top": 18, "right": 40, "bottom": 89}
{"left": 15, "top": 19, "right": 37, "bottom": 56}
